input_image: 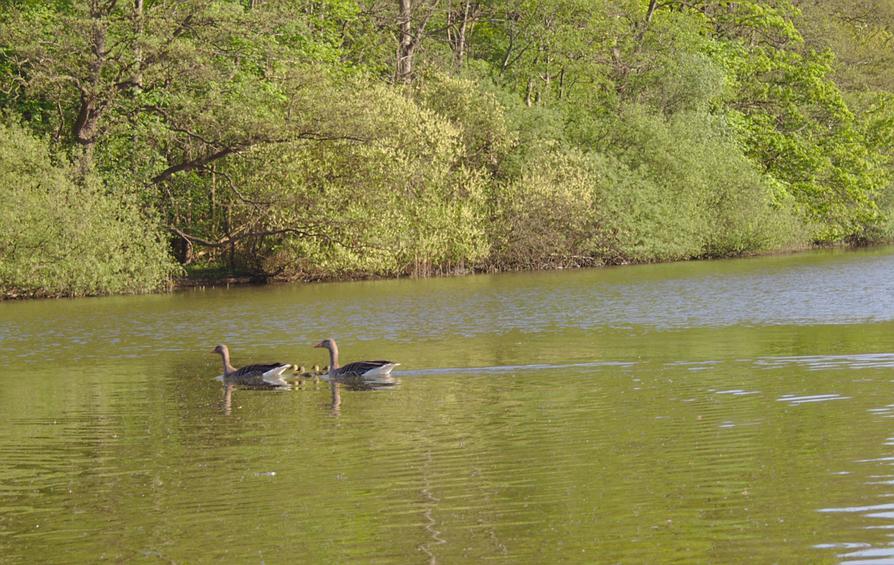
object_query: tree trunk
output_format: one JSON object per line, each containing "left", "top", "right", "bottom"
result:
{"left": 133, "top": 0, "right": 143, "bottom": 88}
{"left": 396, "top": 0, "right": 414, "bottom": 82}
{"left": 396, "top": 0, "right": 439, "bottom": 82}
{"left": 73, "top": 4, "right": 108, "bottom": 174}
{"left": 448, "top": 1, "right": 476, "bottom": 69}
{"left": 558, "top": 67, "right": 566, "bottom": 99}
{"left": 636, "top": 0, "right": 659, "bottom": 43}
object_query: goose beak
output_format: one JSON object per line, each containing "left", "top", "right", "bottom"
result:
{"left": 313, "top": 342, "right": 322, "bottom": 348}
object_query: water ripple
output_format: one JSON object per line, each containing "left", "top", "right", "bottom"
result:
{"left": 755, "top": 353, "right": 894, "bottom": 371}
{"left": 777, "top": 393, "right": 851, "bottom": 405}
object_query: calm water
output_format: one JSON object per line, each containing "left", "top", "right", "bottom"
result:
{"left": 2, "top": 247, "right": 894, "bottom": 563}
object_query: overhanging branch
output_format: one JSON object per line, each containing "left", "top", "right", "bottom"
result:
{"left": 152, "top": 145, "right": 242, "bottom": 184}
{"left": 151, "top": 132, "right": 368, "bottom": 185}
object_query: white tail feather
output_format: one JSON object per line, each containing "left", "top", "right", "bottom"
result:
{"left": 262, "top": 364, "right": 293, "bottom": 386}
{"left": 361, "top": 363, "right": 399, "bottom": 378}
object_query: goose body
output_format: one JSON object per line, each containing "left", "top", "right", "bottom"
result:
{"left": 212, "top": 344, "right": 293, "bottom": 388}
{"left": 313, "top": 338, "right": 398, "bottom": 383}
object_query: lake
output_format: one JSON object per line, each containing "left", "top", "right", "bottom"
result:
{"left": 2, "top": 246, "right": 894, "bottom": 563}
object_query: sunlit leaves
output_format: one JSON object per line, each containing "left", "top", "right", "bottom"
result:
{"left": 0, "top": 0, "right": 892, "bottom": 294}
{"left": 0, "top": 122, "right": 178, "bottom": 297}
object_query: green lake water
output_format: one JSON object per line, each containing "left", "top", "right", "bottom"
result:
{"left": 3, "top": 247, "right": 894, "bottom": 563}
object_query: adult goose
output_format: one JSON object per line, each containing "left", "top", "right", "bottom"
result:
{"left": 313, "top": 338, "right": 398, "bottom": 383}
{"left": 212, "top": 344, "right": 293, "bottom": 388}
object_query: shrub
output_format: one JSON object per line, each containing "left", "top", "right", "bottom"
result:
{"left": 0, "top": 122, "right": 178, "bottom": 297}
{"left": 412, "top": 72, "right": 517, "bottom": 178}
{"left": 599, "top": 105, "right": 809, "bottom": 258}
{"left": 489, "top": 146, "right": 609, "bottom": 269}
{"left": 198, "top": 80, "right": 490, "bottom": 279}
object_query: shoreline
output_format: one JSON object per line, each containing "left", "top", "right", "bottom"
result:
{"left": 169, "top": 241, "right": 868, "bottom": 290}
{"left": 3, "top": 241, "right": 888, "bottom": 301}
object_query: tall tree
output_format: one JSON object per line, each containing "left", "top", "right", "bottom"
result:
{"left": 395, "top": 0, "right": 438, "bottom": 82}
{"left": 445, "top": 0, "right": 480, "bottom": 68}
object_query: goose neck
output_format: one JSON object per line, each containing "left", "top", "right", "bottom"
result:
{"left": 219, "top": 347, "right": 236, "bottom": 377}
{"left": 328, "top": 342, "right": 340, "bottom": 371}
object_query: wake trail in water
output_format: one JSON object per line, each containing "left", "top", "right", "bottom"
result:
{"left": 397, "top": 352, "right": 894, "bottom": 378}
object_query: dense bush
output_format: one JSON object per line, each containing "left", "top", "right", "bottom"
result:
{"left": 489, "top": 147, "right": 609, "bottom": 269}
{"left": 489, "top": 106, "right": 811, "bottom": 269}
{"left": 600, "top": 105, "right": 809, "bottom": 259}
{"left": 176, "top": 80, "right": 489, "bottom": 279}
{"left": 411, "top": 72, "right": 517, "bottom": 179}
{"left": 0, "top": 123, "right": 178, "bottom": 297}
{"left": 0, "top": 0, "right": 891, "bottom": 297}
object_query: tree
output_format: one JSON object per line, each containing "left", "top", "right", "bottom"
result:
{"left": 396, "top": 0, "right": 439, "bottom": 82}
{"left": 0, "top": 121, "right": 177, "bottom": 297}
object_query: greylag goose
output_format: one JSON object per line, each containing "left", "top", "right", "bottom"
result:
{"left": 313, "top": 338, "right": 398, "bottom": 382}
{"left": 212, "top": 344, "right": 293, "bottom": 388}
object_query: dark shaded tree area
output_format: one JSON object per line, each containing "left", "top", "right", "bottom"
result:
{"left": 1, "top": 0, "right": 892, "bottom": 297}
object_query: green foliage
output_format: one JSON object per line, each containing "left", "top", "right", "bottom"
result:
{"left": 602, "top": 105, "right": 809, "bottom": 258}
{"left": 169, "top": 78, "right": 489, "bottom": 279}
{"left": 412, "top": 72, "right": 517, "bottom": 178}
{"left": 0, "top": 122, "right": 178, "bottom": 298}
{"left": 0, "top": 0, "right": 892, "bottom": 297}
{"left": 489, "top": 147, "right": 609, "bottom": 269}
{"left": 717, "top": 43, "right": 889, "bottom": 240}
{"left": 491, "top": 105, "right": 809, "bottom": 269}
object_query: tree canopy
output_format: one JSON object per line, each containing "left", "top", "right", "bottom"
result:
{"left": 1, "top": 0, "right": 892, "bottom": 297}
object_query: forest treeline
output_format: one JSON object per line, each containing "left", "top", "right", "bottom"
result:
{"left": 1, "top": 0, "right": 893, "bottom": 297}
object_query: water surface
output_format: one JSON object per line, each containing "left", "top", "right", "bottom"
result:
{"left": 2, "top": 246, "right": 894, "bottom": 563}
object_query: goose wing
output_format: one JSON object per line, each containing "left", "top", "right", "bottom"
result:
{"left": 231, "top": 363, "right": 289, "bottom": 378}
{"left": 336, "top": 360, "right": 398, "bottom": 378}
{"left": 229, "top": 363, "right": 293, "bottom": 387}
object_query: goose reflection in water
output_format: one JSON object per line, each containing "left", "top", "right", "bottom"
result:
{"left": 329, "top": 381, "right": 341, "bottom": 415}
{"left": 329, "top": 378, "right": 399, "bottom": 416}
{"left": 222, "top": 383, "right": 235, "bottom": 416}
{"left": 218, "top": 374, "right": 397, "bottom": 417}
{"left": 327, "top": 377, "right": 399, "bottom": 416}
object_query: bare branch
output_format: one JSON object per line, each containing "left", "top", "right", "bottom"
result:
{"left": 152, "top": 146, "right": 243, "bottom": 184}
{"left": 151, "top": 132, "right": 367, "bottom": 185}
{"left": 168, "top": 225, "right": 328, "bottom": 248}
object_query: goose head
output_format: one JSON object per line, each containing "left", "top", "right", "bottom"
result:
{"left": 212, "top": 344, "right": 228, "bottom": 356}
{"left": 313, "top": 338, "right": 336, "bottom": 351}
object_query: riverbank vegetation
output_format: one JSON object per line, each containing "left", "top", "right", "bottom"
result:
{"left": 1, "top": 0, "right": 892, "bottom": 297}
